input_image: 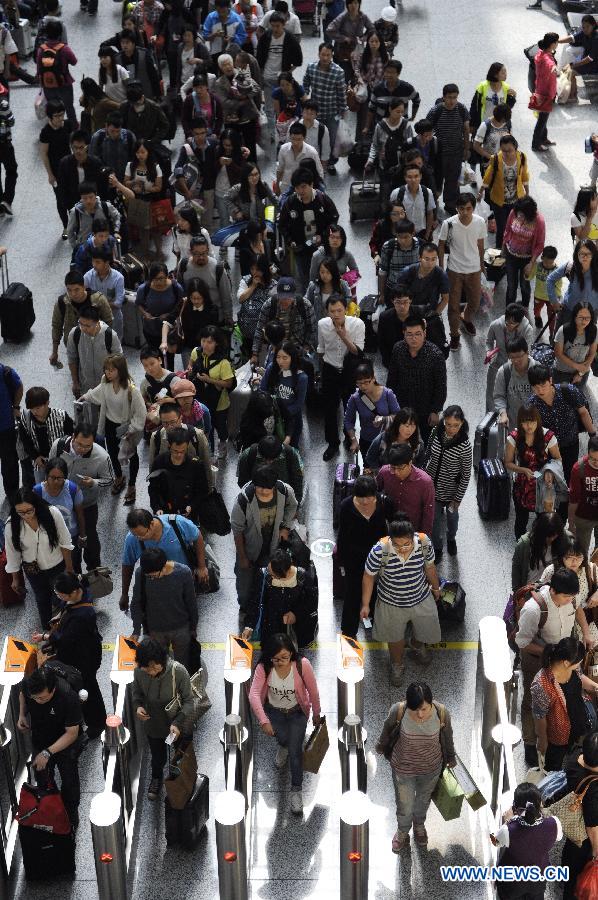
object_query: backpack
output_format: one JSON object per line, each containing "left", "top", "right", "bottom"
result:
{"left": 503, "top": 582, "right": 551, "bottom": 653}
{"left": 72, "top": 325, "right": 113, "bottom": 354}
{"left": 44, "top": 659, "right": 85, "bottom": 695}
{"left": 237, "top": 480, "right": 287, "bottom": 514}
{"left": 380, "top": 699, "right": 447, "bottom": 760}
{"left": 33, "top": 480, "right": 78, "bottom": 505}
{"left": 169, "top": 142, "right": 201, "bottom": 192}
{"left": 246, "top": 443, "right": 295, "bottom": 474}
{"left": 39, "top": 42, "right": 65, "bottom": 89}
{"left": 267, "top": 295, "right": 308, "bottom": 323}
{"left": 395, "top": 184, "right": 430, "bottom": 216}
{"left": 74, "top": 201, "right": 113, "bottom": 241}
{"left": 179, "top": 258, "right": 224, "bottom": 288}
{"left": 486, "top": 150, "right": 526, "bottom": 194}
{"left": 144, "top": 369, "right": 177, "bottom": 402}
{"left": 190, "top": 353, "right": 236, "bottom": 410}
{"left": 380, "top": 119, "right": 408, "bottom": 172}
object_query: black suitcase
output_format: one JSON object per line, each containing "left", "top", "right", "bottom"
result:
{"left": 349, "top": 181, "right": 381, "bottom": 222}
{"left": 358, "top": 294, "right": 378, "bottom": 352}
{"left": 333, "top": 458, "right": 359, "bottom": 530}
{"left": 122, "top": 290, "right": 145, "bottom": 348}
{"left": 0, "top": 254, "right": 35, "bottom": 342}
{"left": 473, "top": 410, "right": 498, "bottom": 470}
{"left": 347, "top": 140, "right": 370, "bottom": 175}
{"left": 477, "top": 458, "right": 510, "bottom": 521}
{"left": 117, "top": 254, "right": 148, "bottom": 292}
{"left": 19, "top": 825, "right": 76, "bottom": 880}
{"left": 165, "top": 773, "right": 209, "bottom": 849}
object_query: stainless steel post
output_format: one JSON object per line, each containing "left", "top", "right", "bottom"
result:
{"left": 339, "top": 790, "right": 369, "bottom": 900}
{"left": 215, "top": 791, "right": 248, "bottom": 900}
{"left": 90, "top": 792, "right": 128, "bottom": 900}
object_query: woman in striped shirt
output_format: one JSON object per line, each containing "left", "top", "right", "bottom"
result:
{"left": 376, "top": 681, "right": 456, "bottom": 853}
{"left": 424, "top": 405, "right": 472, "bottom": 559}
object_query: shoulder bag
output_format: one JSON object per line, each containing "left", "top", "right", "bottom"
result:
{"left": 550, "top": 773, "right": 598, "bottom": 846}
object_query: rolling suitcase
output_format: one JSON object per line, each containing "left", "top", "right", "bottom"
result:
{"left": 333, "top": 456, "right": 359, "bottom": 530}
{"left": 473, "top": 410, "right": 497, "bottom": 470}
{"left": 228, "top": 362, "right": 256, "bottom": 441}
{"left": 13, "top": 19, "right": 33, "bottom": 59}
{"left": 349, "top": 181, "right": 381, "bottom": 222}
{"left": 332, "top": 545, "right": 345, "bottom": 600}
{"left": 165, "top": 773, "right": 209, "bottom": 850}
{"left": 486, "top": 418, "right": 507, "bottom": 462}
{"left": 347, "top": 140, "right": 370, "bottom": 175}
{"left": 114, "top": 240, "right": 147, "bottom": 292}
{"left": 121, "top": 290, "right": 145, "bottom": 348}
{"left": 0, "top": 253, "right": 35, "bottom": 342}
{"left": 358, "top": 294, "right": 378, "bottom": 352}
{"left": 477, "top": 458, "right": 510, "bottom": 521}
{"left": 17, "top": 775, "right": 76, "bottom": 880}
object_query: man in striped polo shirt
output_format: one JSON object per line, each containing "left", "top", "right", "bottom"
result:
{"left": 361, "top": 519, "right": 441, "bottom": 685}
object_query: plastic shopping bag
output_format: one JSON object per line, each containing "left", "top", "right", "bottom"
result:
{"left": 333, "top": 115, "right": 354, "bottom": 158}
{"left": 480, "top": 273, "right": 494, "bottom": 311}
{"left": 459, "top": 161, "right": 476, "bottom": 186}
{"left": 476, "top": 198, "right": 491, "bottom": 221}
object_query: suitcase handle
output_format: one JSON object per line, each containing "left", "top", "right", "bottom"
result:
{"left": 0, "top": 250, "right": 8, "bottom": 293}
{"left": 114, "top": 237, "right": 122, "bottom": 263}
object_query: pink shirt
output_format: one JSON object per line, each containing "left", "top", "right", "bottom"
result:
{"left": 249, "top": 658, "right": 321, "bottom": 726}
{"left": 504, "top": 211, "right": 546, "bottom": 261}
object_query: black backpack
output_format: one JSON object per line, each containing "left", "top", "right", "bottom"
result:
{"left": 380, "top": 119, "right": 408, "bottom": 172}
{"left": 72, "top": 325, "right": 113, "bottom": 353}
{"left": 395, "top": 184, "right": 430, "bottom": 215}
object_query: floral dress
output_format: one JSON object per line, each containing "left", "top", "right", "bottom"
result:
{"left": 507, "top": 427, "right": 557, "bottom": 511}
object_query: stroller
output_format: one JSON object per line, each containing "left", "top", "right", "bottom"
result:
{"left": 293, "top": 0, "right": 321, "bottom": 36}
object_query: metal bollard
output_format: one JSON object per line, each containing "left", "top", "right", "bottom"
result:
{"left": 339, "top": 790, "right": 369, "bottom": 900}
{"left": 338, "top": 715, "right": 368, "bottom": 795}
{"left": 215, "top": 791, "right": 248, "bottom": 900}
{"left": 337, "top": 635, "right": 365, "bottom": 725}
{"left": 90, "top": 791, "right": 127, "bottom": 900}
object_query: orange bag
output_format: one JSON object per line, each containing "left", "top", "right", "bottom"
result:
{"left": 576, "top": 859, "right": 598, "bottom": 900}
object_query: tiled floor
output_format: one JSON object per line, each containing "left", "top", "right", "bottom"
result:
{"left": 1, "top": 0, "right": 596, "bottom": 897}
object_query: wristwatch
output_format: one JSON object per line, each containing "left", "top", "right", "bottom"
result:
{"left": 40, "top": 748, "right": 52, "bottom": 760}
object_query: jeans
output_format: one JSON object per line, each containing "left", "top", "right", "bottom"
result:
{"left": 0, "top": 142, "right": 18, "bottom": 205}
{"left": 490, "top": 201, "right": 514, "bottom": 250}
{"left": 266, "top": 703, "right": 308, "bottom": 790}
{"left": 33, "top": 738, "right": 84, "bottom": 826}
{"left": 531, "top": 111, "right": 550, "bottom": 150}
{"left": 26, "top": 561, "right": 65, "bottom": 626}
{"left": 294, "top": 249, "right": 313, "bottom": 295}
{"left": 431, "top": 501, "right": 459, "bottom": 551}
{"left": 111, "top": 308, "right": 123, "bottom": 341}
{"left": 215, "top": 193, "right": 230, "bottom": 229}
{"left": 392, "top": 764, "right": 442, "bottom": 832}
{"left": 504, "top": 249, "right": 532, "bottom": 307}
{"left": 0, "top": 425, "right": 19, "bottom": 502}
{"left": 149, "top": 626, "right": 192, "bottom": 668}
{"left": 147, "top": 735, "right": 168, "bottom": 779}
{"left": 104, "top": 418, "right": 139, "bottom": 485}
{"left": 263, "top": 79, "right": 278, "bottom": 130}
{"left": 82, "top": 504, "right": 102, "bottom": 570}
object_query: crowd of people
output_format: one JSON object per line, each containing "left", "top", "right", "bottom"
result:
{"left": 2, "top": 0, "right": 598, "bottom": 895}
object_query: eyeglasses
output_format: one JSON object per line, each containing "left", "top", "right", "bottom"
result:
{"left": 16, "top": 507, "right": 36, "bottom": 517}
{"left": 393, "top": 542, "right": 413, "bottom": 552}
{"left": 271, "top": 654, "right": 292, "bottom": 663}
{"left": 47, "top": 474, "right": 65, "bottom": 482}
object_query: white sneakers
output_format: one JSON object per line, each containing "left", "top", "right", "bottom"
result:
{"left": 290, "top": 791, "right": 303, "bottom": 814}
{"left": 275, "top": 746, "right": 289, "bottom": 769}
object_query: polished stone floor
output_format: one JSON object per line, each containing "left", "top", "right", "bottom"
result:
{"left": 2, "top": 0, "right": 596, "bottom": 897}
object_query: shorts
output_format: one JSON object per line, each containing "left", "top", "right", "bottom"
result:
{"left": 372, "top": 593, "right": 441, "bottom": 644}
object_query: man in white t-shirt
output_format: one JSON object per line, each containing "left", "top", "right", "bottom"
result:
{"left": 301, "top": 100, "right": 330, "bottom": 170}
{"left": 259, "top": 1, "right": 302, "bottom": 40}
{"left": 437, "top": 192, "right": 486, "bottom": 351}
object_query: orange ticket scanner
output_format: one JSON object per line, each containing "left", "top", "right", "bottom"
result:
{"left": 2, "top": 636, "right": 36, "bottom": 682}
{"left": 337, "top": 634, "right": 365, "bottom": 725}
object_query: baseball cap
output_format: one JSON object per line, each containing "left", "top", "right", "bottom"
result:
{"left": 381, "top": 6, "right": 397, "bottom": 21}
{"left": 276, "top": 276, "right": 296, "bottom": 297}
{"left": 171, "top": 380, "right": 196, "bottom": 399}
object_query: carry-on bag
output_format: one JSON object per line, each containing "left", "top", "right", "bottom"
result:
{"left": 0, "top": 252, "right": 35, "bottom": 342}
{"left": 333, "top": 455, "right": 360, "bottom": 530}
{"left": 165, "top": 771, "right": 209, "bottom": 849}
{"left": 477, "top": 458, "right": 510, "bottom": 520}
{"left": 349, "top": 181, "right": 381, "bottom": 222}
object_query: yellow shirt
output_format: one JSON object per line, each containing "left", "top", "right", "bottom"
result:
{"left": 189, "top": 350, "right": 235, "bottom": 411}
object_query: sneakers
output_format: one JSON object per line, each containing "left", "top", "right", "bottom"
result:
{"left": 290, "top": 791, "right": 303, "bottom": 814}
{"left": 390, "top": 663, "right": 405, "bottom": 686}
{"left": 392, "top": 831, "right": 409, "bottom": 853}
{"left": 0, "top": 202, "right": 13, "bottom": 216}
{"left": 447, "top": 538, "right": 457, "bottom": 556}
{"left": 414, "top": 824, "right": 428, "bottom": 845}
{"left": 407, "top": 640, "right": 432, "bottom": 665}
{"left": 147, "top": 777, "right": 161, "bottom": 800}
{"left": 275, "top": 746, "right": 289, "bottom": 769}
{"left": 61, "top": 229, "right": 68, "bottom": 241}
{"left": 461, "top": 318, "right": 476, "bottom": 336}
{"left": 449, "top": 334, "right": 460, "bottom": 351}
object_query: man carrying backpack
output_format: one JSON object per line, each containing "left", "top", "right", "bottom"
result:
{"left": 66, "top": 306, "right": 122, "bottom": 399}
{"left": 364, "top": 98, "right": 414, "bottom": 203}
{"left": 513, "top": 567, "right": 592, "bottom": 766}
{"left": 50, "top": 270, "right": 113, "bottom": 367}
{"left": 172, "top": 118, "right": 219, "bottom": 234}
{"left": 426, "top": 83, "right": 470, "bottom": 216}
{"left": 250, "top": 276, "right": 317, "bottom": 363}
{"left": 66, "top": 182, "right": 120, "bottom": 251}
{"left": 237, "top": 434, "right": 304, "bottom": 502}
{"left": 36, "top": 20, "right": 78, "bottom": 127}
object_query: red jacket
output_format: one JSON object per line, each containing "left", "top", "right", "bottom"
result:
{"left": 533, "top": 50, "right": 557, "bottom": 112}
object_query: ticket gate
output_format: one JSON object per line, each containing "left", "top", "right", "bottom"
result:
{"left": 337, "top": 635, "right": 369, "bottom": 900}
{"left": 215, "top": 636, "right": 253, "bottom": 900}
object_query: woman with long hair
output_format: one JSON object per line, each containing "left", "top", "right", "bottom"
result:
{"left": 571, "top": 186, "right": 598, "bottom": 242}
{"left": 162, "top": 277, "right": 218, "bottom": 369}
{"left": 238, "top": 219, "right": 271, "bottom": 277}
{"left": 136, "top": 263, "right": 184, "bottom": 370}
{"left": 425, "top": 405, "right": 472, "bottom": 559}
{"left": 365, "top": 408, "right": 425, "bottom": 472}
{"left": 226, "top": 162, "right": 277, "bottom": 224}
{"left": 98, "top": 44, "right": 130, "bottom": 102}
{"left": 188, "top": 325, "right": 236, "bottom": 458}
{"left": 541, "top": 538, "right": 598, "bottom": 644}
{"left": 32, "top": 571, "right": 107, "bottom": 739}
{"left": 469, "top": 61, "right": 516, "bottom": 133}
{"left": 553, "top": 302, "right": 597, "bottom": 386}
{"left": 237, "top": 254, "right": 276, "bottom": 352}
{"left": 33, "top": 458, "right": 86, "bottom": 572}
{"left": 505, "top": 404, "right": 562, "bottom": 538}
{"left": 261, "top": 341, "right": 308, "bottom": 447}
{"left": 272, "top": 71, "right": 305, "bottom": 121}
{"left": 172, "top": 205, "right": 212, "bottom": 266}
{"left": 309, "top": 224, "right": 359, "bottom": 282}
{"left": 79, "top": 354, "right": 146, "bottom": 504}
{"left": 502, "top": 195, "right": 546, "bottom": 307}
{"left": 345, "top": 360, "right": 400, "bottom": 457}
{"left": 125, "top": 140, "right": 165, "bottom": 255}
{"left": 511, "top": 511, "right": 569, "bottom": 592}
{"left": 4, "top": 488, "right": 74, "bottom": 626}
{"left": 305, "top": 256, "right": 352, "bottom": 320}
{"left": 547, "top": 240, "right": 598, "bottom": 315}
{"left": 369, "top": 200, "right": 406, "bottom": 266}
{"left": 249, "top": 632, "right": 322, "bottom": 815}
{"left": 79, "top": 77, "right": 120, "bottom": 134}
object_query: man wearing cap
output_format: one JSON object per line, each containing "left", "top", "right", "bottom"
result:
{"left": 237, "top": 434, "right": 304, "bottom": 501}
{"left": 374, "top": 7, "right": 399, "bottom": 55}
{"left": 250, "top": 276, "right": 317, "bottom": 363}
{"left": 148, "top": 400, "right": 214, "bottom": 490}
{"left": 278, "top": 167, "right": 339, "bottom": 292}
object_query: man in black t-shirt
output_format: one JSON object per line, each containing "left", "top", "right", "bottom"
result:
{"left": 397, "top": 243, "right": 450, "bottom": 315}
{"left": 18, "top": 667, "right": 84, "bottom": 827}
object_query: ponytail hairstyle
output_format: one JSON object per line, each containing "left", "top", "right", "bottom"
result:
{"left": 513, "top": 783, "right": 543, "bottom": 825}
{"left": 541, "top": 636, "right": 584, "bottom": 670}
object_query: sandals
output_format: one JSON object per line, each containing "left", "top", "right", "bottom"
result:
{"left": 123, "top": 486, "right": 136, "bottom": 506}
{"left": 111, "top": 476, "right": 126, "bottom": 495}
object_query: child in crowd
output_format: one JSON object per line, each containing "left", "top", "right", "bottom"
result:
{"left": 528, "top": 245, "right": 562, "bottom": 333}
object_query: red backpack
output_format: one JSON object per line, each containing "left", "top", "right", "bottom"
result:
{"left": 503, "top": 582, "right": 549, "bottom": 653}
{"left": 39, "top": 43, "right": 65, "bottom": 89}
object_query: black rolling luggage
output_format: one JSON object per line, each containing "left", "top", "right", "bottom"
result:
{"left": 348, "top": 181, "right": 381, "bottom": 222}
{"left": 358, "top": 294, "right": 378, "bottom": 352}
{"left": 333, "top": 457, "right": 359, "bottom": 530}
{"left": 477, "top": 458, "right": 510, "bottom": 520}
{"left": 165, "top": 773, "right": 209, "bottom": 849}
{"left": 17, "top": 775, "right": 75, "bottom": 880}
{"left": 0, "top": 253, "right": 34, "bottom": 342}
{"left": 347, "top": 140, "right": 371, "bottom": 175}
{"left": 473, "top": 411, "right": 506, "bottom": 470}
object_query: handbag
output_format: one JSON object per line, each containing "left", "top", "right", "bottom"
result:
{"left": 127, "top": 197, "right": 152, "bottom": 230}
{"left": 85, "top": 566, "right": 113, "bottom": 601}
{"left": 437, "top": 580, "right": 466, "bottom": 624}
{"left": 164, "top": 741, "right": 197, "bottom": 810}
{"left": 197, "top": 489, "right": 232, "bottom": 536}
{"left": 164, "top": 665, "right": 207, "bottom": 732}
{"left": 188, "top": 636, "right": 202, "bottom": 676}
{"left": 431, "top": 766, "right": 465, "bottom": 821}
{"left": 450, "top": 754, "right": 486, "bottom": 811}
{"left": 303, "top": 716, "right": 329, "bottom": 774}
{"left": 549, "top": 774, "right": 598, "bottom": 846}
{"left": 150, "top": 197, "right": 175, "bottom": 231}
{"left": 195, "top": 542, "right": 220, "bottom": 594}
{"left": 575, "top": 858, "right": 598, "bottom": 900}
